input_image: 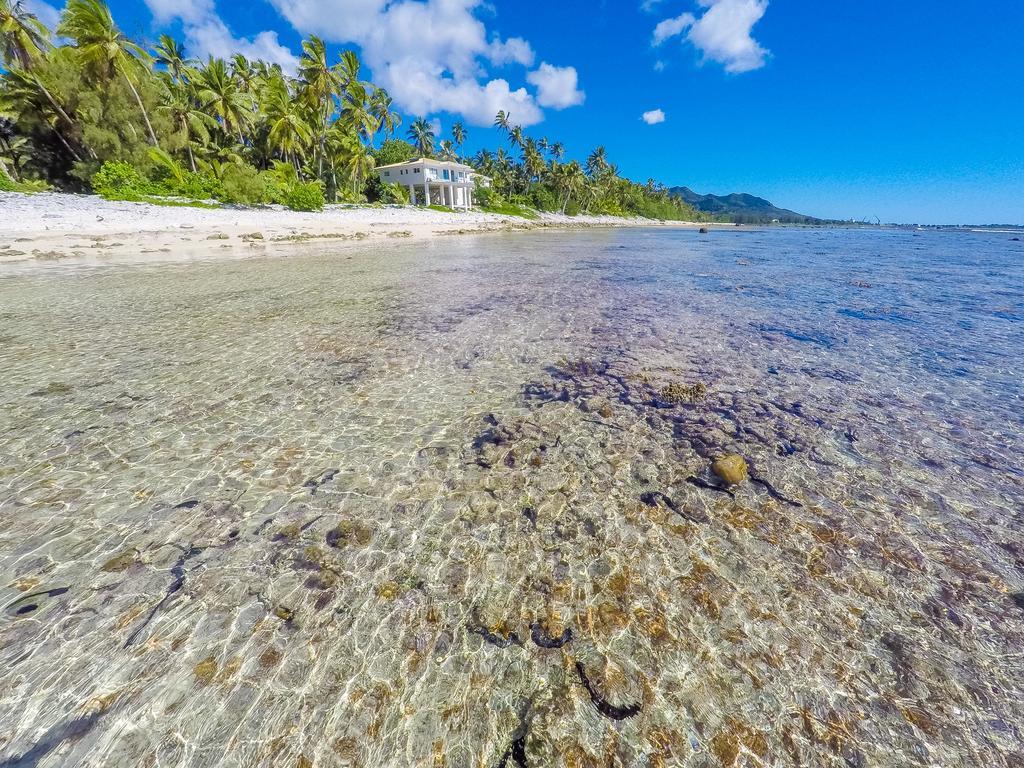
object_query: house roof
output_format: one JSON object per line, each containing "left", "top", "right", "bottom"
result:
{"left": 376, "top": 157, "right": 477, "bottom": 172}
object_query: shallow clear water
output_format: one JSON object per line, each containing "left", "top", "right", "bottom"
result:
{"left": 1, "top": 227, "right": 1022, "bottom": 767}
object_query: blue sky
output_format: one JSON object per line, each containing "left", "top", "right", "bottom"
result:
{"left": 35, "top": 0, "right": 1024, "bottom": 224}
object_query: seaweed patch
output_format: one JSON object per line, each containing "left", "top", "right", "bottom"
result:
{"left": 575, "top": 661, "right": 642, "bottom": 721}
{"left": 530, "top": 622, "right": 572, "bottom": 649}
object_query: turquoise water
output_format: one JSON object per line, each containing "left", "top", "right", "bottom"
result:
{"left": 0, "top": 227, "right": 1022, "bottom": 767}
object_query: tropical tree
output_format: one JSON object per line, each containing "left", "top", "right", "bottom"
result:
{"left": 58, "top": 0, "right": 160, "bottom": 147}
{"left": 1, "top": 0, "right": 48, "bottom": 69}
{"left": 370, "top": 87, "right": 400, "bottom": 141}
{"left": 196, "top": 57, "right": 251, "bottom": 144}
{"left": 406, "top": 117, "right": 434, "bottom": 157}
{"left": 264, "top": 73, "right": 311, "bottom": 170}
{"left": 154, "top": 34, "right": 189, "bottom": 85}
{"left": 158, "top": 85, "right": 216, "bottom": 172}
{"left": 297, "top": 35, "right": 340, "bottom": 179}
{"left": 451, "top": 120, "right": 466, "bottom": 155}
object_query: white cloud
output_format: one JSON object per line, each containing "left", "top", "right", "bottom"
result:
{"left": 653, "top": 0, "right": 769, "bottom": 74}
{"left": 526, "top": 63, "right": 585, "bottom": 109}
{"left": 266, "top": 0, "right": 582, "bottom": 126}
{"left": 653, "top": 12, "right": 695, "bottom": 45}
{"left": 143, "top": 0, "right": 298, "bottom": 72}
{"left": 24, "top": 0, "right": 60, "bottom": 30}
{"left": 489, "top": 36, "right": 535, "bottom": 67}
{"left": 642, "top": 109, "right": 666, "bottom": 124}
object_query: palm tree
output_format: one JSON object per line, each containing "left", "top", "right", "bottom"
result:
{"left": 196, "top": 57, "right": 252, "bottom": 144}
{"left": 406, "top": 117, "right": 434, "bottom": 157}
{"left": 493, "top": 110, "right": 511, "bottom": 137}
{"left": 1, "top": 0, "right": 48, "bottom": 69}
{"left": 58, "top": 0, "right": 160, "bottom": 147}
{"left": 437, "top": 139, "right": 457, "bottom": 161}
{"left": 158, "top": 85, "right": 216, "bottom": 172}
{"left": 369, "top": 87, "right": 400, "bottom": 142}
{"left": 508, "top": 125, "right": 524, "bottom": 149}
{"left": 0, "top": 66, "right": 87, "bottom": 161}
{"left": 297, "top": 36, "right": 341, "bottom": 180}
{"left": 552, "top": 160, "right": 586, "bottom": 214}
{"left": 264, "top": 74, "right": 311, "bottom": 171}
{"left": 586, "top": 146, "right": 609, "bottom": 178}
{"left": 451, "top": 120, "right": 466, "bottom": 155}
{"left": 154, "top": 34, "right": 189, "bottom": 85}
{"left": 550, "top": 141, "right": 565, "bottom": 161}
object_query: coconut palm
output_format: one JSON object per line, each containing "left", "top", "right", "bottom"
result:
{"left": 451, "top": 120, "right": 466, "bottom": 155}
{"left": 369, "top": 87, "right": 400, "bottom": 141}
{"left": 552, "top": 160, "right": 586, "bottom": 214}
{"left": 158, "top": 85, "right": 216, "bottom": 172}
{"left": 438, "top": 139, "right": 457, "bottom": 161}
{"left": 1, "top": 0, "right": 48, "bottom": 69}
{"left": 154, "top": 34, "right": 190, "bottom": 85}
{"left": 196, "top": 57, "right": 252, "bottom": 144}
{"left": 493, "top": 110, "right": 511, "bottom": 137}
{"left": 0, "top": 65, "right": 86, "bottom": 161}
{"left": 264, "top": 74, "right": 312, "bottom": 171}
{"left": 58, "top": 0, "right": 160, "bottom": 147}
{"left": 550, "top": 141, "right": 565, "bottom": 161}
{"left": 298, "top": 36, "right": 342, "bottom": 179}
{"left": 406, "top": 117, "right": 435, "bottom": 157}
{"left": 586, "top": 146, "right": 609, "bottom": 178}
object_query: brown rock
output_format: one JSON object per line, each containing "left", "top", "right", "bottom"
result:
{"left": 712, "top": 455, "right": 748, "bottom": 486}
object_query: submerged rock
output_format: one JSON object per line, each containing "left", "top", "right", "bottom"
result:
{"left": 712, "top": 455, "right": 749, "bottom": 486}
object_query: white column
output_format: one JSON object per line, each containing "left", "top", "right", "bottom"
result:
{"left": 467, "top": 188, "right": 473, "bottom": 209}
{"left": 407, "top": 185, "right": 415, "bottom": 205}
{"left": 424, "top": 182, "right": 430, "bottom": 206}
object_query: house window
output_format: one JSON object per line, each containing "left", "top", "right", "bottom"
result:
{"left": 414, "top": 168, "right": 420, "bottom": 174}
{"left": 443, "top": 170, "right": 450, "bottom": 180}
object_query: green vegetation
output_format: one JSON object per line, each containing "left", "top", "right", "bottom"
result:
{"left": 0, "top": 0, "right": 396, "bottom": 209}
{"left": 0, "top": 0, "right": 699, "bottom": 221}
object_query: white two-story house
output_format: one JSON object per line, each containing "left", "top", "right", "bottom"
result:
{"left": 375, "top": 158, "right": 489, "bottom": 209}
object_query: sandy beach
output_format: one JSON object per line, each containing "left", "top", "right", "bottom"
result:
{"left": 0, "top": 192, "right": 712, "bottom": 265}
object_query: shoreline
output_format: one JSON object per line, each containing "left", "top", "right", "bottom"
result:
{"left": 0, "top": 192, "right": 722, "bottom": 267}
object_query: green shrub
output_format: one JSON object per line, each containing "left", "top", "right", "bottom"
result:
{"left": 0, "top": 172, "right": 46, "bottom": 193}
{"left": 528, "top": 184, "right": 559, "bottom": 213}
{"left": 173, "top": 171, "right": 221, "bottom": 200}
{"left": 217, "top": 164, "right": 270, "bottom": 206}
{"left": 91, "top": 161, "right": 150, "bottom": 199}
{"left": 285, "top": 181, "right": 325, "bottom": 212}
{"left": 473, "top": 184, "right": 500, "bottom": 209}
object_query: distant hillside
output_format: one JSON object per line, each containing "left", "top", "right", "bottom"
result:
{"left": 670, "top": 187, "right": 821, "bottom": 224}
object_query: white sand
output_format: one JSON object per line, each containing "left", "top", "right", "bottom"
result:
{"left": 0, "top": 192, "right": 714, "bottom": 266}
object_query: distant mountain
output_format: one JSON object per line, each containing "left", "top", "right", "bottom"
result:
{"left": 670, "top": 187, "right": 821, "bottom": 224}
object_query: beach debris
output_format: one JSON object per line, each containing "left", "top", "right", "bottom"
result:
{"left": 712, "top": 455, "right": 749, "bottom": 486}
{"left": 699, "top": 227, "right": 709, "bottom": 234}
{"left": 205, "top": 233, "right": 230, "bottom": 240}
{"left": 574, "top": 661, "right": 642, "bottom": 721}
{"left": 658, "top": 381, "right": 707, "bottom": 405}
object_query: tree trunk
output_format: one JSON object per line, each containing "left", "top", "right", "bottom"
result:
{"left": 34, "top": 80, "right": 90, "bottom": 161}
{"left": 187, "top": 142, "right": 197, "bottom": 173}
{"left": 122, "top": 68, "right": 159, "bottom": 147}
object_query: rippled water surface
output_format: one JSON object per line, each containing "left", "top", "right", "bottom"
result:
{"left": 1, "top": 227, "right": 1023, "bottom": 767}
